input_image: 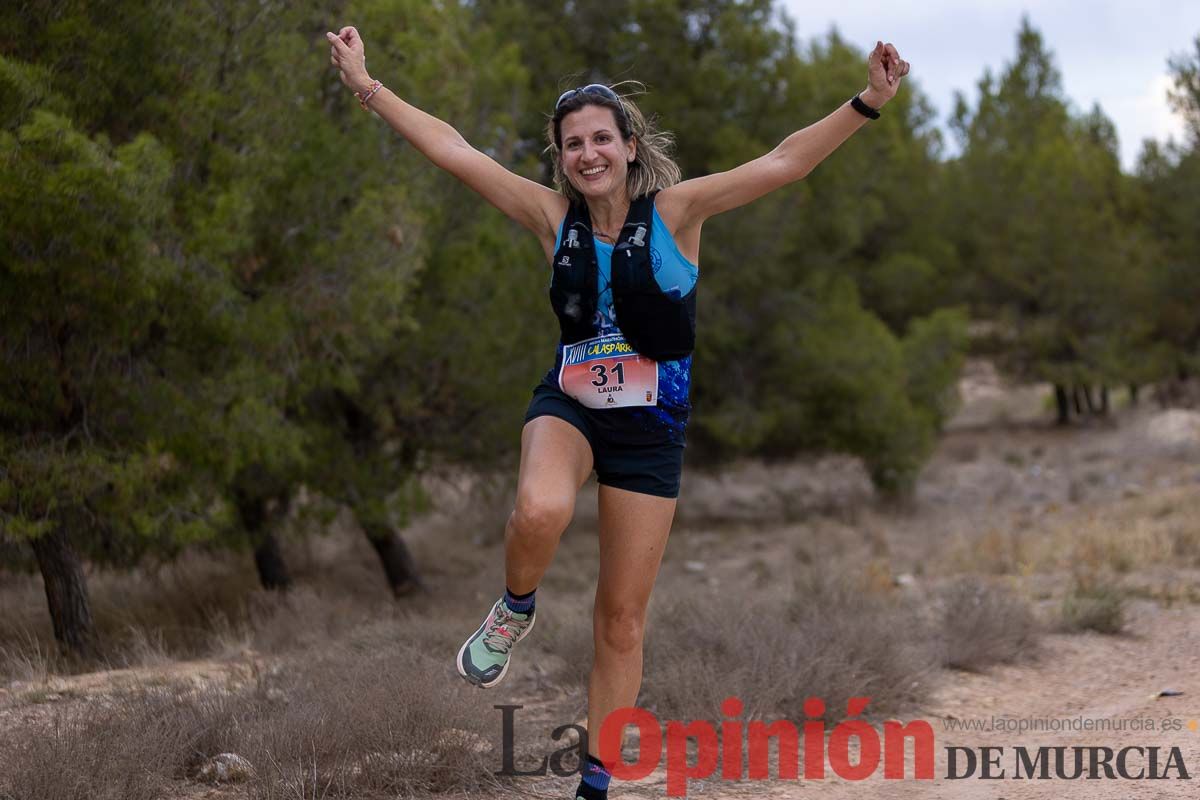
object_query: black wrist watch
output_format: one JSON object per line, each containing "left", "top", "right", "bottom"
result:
{"left": 851, "top": 94, "right": 881, "bottom": 120}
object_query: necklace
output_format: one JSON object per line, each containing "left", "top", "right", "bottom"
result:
{"left": 592, "top": 201, "right": 630, "bottom": 243}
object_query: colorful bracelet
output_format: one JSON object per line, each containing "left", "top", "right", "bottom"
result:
{"left": 355, "top": 80, "right": 383, "bottom": 111}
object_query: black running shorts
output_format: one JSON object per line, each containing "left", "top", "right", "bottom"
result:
{"left": 523, "top": 380, "right": 686, "bottom": 499}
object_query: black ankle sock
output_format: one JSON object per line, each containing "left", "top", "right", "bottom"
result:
{"left": 575, "top": 753, "right": 611, "bottom": 800}
{"left": 575, "top": 781, "right": 607, "bottom": 800}
{"left": 503, "top": 586, "right": 535, "bottom": 614}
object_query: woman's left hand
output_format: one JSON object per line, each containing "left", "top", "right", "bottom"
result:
{"left": 862, "top": 41, "right": 910, "bottom": 108}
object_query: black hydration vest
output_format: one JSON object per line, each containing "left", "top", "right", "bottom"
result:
{"left": 548, "top": 191, "right": 697, "bottom": 362}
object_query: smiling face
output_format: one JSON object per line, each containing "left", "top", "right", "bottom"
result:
{"left": 558, "top": 104, "right": 637, "bottom": 202}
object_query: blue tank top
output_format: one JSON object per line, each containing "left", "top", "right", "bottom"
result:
{"left": 549, "top": 201, "right": 698, "bottom": 434}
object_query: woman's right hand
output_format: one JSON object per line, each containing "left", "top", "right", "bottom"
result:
{"left": 326, "top": 26, "right": 373, "bottom": 95}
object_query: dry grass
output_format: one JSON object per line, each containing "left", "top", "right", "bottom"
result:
{"left": 0, "top": 553, "right": 261, "bottom": 678}
{"left": 937, "top": 489, "right": 1200, "bottom": 579}
{"left": 676, "top": 456, "right": 875, "bottom": 529}
{"left": 1058, "top": 573, "right": 1127, "bottom": 634}
{"left": 639, "top": 561, "right": 937, "bottom": 723}
{"left": 0, "top": 628, "right": 63, "bottom": 683}
{"left": 0, "top": 543, "right": 405, "bottom": 680}
{"left": 533, "top": 601, "right": 595, "bottom": 690}
{"left": 230, "top": 650, "right": 497, "bottom": 798}
{"left": 0, "top": 468, "right": 526, "bottom": 680}
{"left": 936, "top": 578, "right": 1040, "bottom": 671}
{"left": 0, "top": 691, "right": 200, "bottom": 800}
{"left": 0, "top": 644, "right": 499, "bottom": 800}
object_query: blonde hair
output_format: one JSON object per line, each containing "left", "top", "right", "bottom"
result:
{"left": 544, "top": 81, "right": 682, "bottom": 206}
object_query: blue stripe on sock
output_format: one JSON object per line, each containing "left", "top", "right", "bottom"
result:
{"left": 503, "top": 587, "right": 535, "bottom": 614}
{"left": 583, "top": 757, "right": 612, "bottom": 791}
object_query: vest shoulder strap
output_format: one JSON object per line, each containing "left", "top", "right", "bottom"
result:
{"left": 615, "top": 191, "right": 657, "bottom": 250}
{"left": 562, "top": 200, "right": 592, "bottom": 248}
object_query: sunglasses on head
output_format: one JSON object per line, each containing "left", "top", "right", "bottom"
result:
{"left": 555, "top": 83, "right": 621, "bottom": 111}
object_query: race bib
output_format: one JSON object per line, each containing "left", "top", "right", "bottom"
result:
{"left": 558, "top": 334, "right": 658, "bottom": 409}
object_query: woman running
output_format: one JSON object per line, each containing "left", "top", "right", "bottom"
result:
{"left": 327, "top": 26, "right": 908, "bottom": 800}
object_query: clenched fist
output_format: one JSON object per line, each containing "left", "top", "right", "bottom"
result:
{"left": 862, "top": 41, "right": 910, "bottom": 109}
{"left": 326, "top": 26, "right": 373, "bottom": 95}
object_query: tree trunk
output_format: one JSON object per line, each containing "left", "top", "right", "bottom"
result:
{"left": 1099, "top": 385, "right": 1110, "bottom": 415}
{"left": 253, "top": 531, "right": 292, "bottom": 591}
{"left": 1129, "top": 384, "right": 1139, "bottom": 407}
{"left": 1071, "top": 385, "right": 1085, "bottom": 416}
{"left": 30, "top": 526, "right": 98, "bottom": 659}
{"left": 360, "top": 520, "right": 423, "bottom": 598}
{"left": 1054, "top": 384, "right": 1071, "bottom": 425}
{"left": 237, "top": 484, "right": 292, "bottom": 591}
{"left": 1083, "top": 384, "right": 1099, "bottom": 415}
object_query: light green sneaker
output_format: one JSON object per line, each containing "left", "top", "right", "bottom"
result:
{"left": 456, "top": 598, "right": 536, "bottom": 688}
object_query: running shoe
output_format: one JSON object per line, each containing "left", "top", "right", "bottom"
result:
{"left": 456, "top": 598, "right": 536, "bottom": 688}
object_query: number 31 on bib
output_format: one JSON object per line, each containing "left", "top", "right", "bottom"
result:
{"left": 558, "top": 334, "right": 658, "bottom": 409}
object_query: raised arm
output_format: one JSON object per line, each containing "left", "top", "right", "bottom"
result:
{"left": 327, "top": 27, "right": 565, "bottom": 250}
{"left": 658, "top": 41, "right": 910, "bottom": 231}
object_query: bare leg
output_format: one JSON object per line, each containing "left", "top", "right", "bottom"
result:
{"left": 587, "top": 485, "right": 677, "bottom": 758}
{"left": 457, "top": 416, "right": 593, "bottom": 688}
{"left": 505, "top": 416, "right": 593, "bottom": 594}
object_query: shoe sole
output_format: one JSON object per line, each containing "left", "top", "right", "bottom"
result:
{"left": 456, "top": 604, "right": 537, "bottom": 689}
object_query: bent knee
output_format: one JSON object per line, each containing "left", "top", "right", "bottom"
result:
{"left": 510, "top": 495, "right": 573, "bottom": 540}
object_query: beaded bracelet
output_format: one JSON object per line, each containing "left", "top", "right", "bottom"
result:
{"left": 355, "top": 80, "right": 383, "bottom": 111}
